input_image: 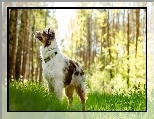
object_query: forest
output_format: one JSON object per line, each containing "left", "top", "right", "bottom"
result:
{"left": 8, "top": 4, "right": 146, "bottom": 93}
{"left": 5, "top": 2, "right": 148, "bottom": 112}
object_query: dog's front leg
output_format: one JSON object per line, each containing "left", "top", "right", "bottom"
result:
{"left": 54, "top": 81, "right": 64, "bottom": 101}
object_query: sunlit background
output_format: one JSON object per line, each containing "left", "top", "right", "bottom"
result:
{"left": 6, "top": 2, "right": 148, "bottom": 96}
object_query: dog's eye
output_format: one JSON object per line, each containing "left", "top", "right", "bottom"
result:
{"left": 37, "top": 37, "right": 42, "bottom": 40}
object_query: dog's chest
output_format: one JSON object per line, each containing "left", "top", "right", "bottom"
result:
{"left": 42, "top": 54, "right": 67, "bottom": 81}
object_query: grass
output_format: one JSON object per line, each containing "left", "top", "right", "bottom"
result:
{"left": 86, "top": 91, "right": 146, "bottom": 111}
{"left": 9, "top": 82, "right": 146, "bottom": 111}
{"left": 9, "top": 82, "right": 68, "bottom": 111}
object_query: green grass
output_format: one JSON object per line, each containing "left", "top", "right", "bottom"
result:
{"left": 86, "top": 91, "right": 146, "bottom": 111}
{"left": 9, "top": 82, "right": 146, "bottom": 111}
{"left": 9, "top": 82, "right": 68, "bottom": 111}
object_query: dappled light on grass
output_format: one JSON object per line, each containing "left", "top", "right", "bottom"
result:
{"left": 9, "top": 82, "right": 68, "bottom": 111}
{"left": 86, "top": 91, "right": 146, "bottom": 111}
{"left": 9, "top": 82, "right": 146, "bottom": 111}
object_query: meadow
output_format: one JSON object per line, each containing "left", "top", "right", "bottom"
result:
{"left": 9, "top": 82, "right": 146, "bottom": 111}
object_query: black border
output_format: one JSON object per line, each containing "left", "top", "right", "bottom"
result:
{"left": 7, "top": 7, "right": 147, "bottom": 112}
{"left": 7, "top": 7, "right": 10, "bottom": 112}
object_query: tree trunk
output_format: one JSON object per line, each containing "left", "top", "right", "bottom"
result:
{"left": 21, "top": 10, "right": 29, "bottom": 79}
{"left": 127, "top": 11, "right": 130, "bottom": 89}
{"left": 15, "top": 10, "right": 24, "bottom": 80}
{"left": 30, "top": 10, "right": 35, "bottom": 82}
{"left": 107, "top": 10, "right": 113, "bottom": 79}
{"left": 87, "top": 16, "right": 91, "bottom": 72}
{"left": 135, "top": 9, "right": 140, "bottom": 58}
{"left": 9, "top": 9, "right": 18, "bottom": 80}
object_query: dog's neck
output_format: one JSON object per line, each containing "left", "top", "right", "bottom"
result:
{"left": 40, "top": 39, "right": 60, "bottom": 62}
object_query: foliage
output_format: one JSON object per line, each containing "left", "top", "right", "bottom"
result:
{"left": 87, "top": 30, "right": 146, "bottom": 94}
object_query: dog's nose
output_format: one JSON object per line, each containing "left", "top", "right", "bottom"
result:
{"left": 34, "top": 31, "right": 41, "bottom": 36}
{"left": 33, "top": 31, "right": 40, "bottom": 38}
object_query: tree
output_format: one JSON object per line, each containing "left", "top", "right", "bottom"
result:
{"left": 9, "top": 9, "right": 18, "bottom": 80}
{"left": 21, "top": 10, "right": 29, "bottom": 80}
{"left": 15, "top": 10, "right": 23, "bottom": 80}
{"left": 135, "top": 9, "right": 140, "bottom": 58}
{"left": 127, "top": 10, "right": 130, "bottom": 88}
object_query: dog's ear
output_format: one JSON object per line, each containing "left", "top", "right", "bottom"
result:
{"left": 48, "top": 28, "right": 55, "bottom": 40}
{"left": 44, "top": 28, "right": 55, "bottom": 47}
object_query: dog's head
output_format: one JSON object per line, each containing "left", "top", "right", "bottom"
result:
{"left": 34, "top": 28, "right": 55, "bottom": 47}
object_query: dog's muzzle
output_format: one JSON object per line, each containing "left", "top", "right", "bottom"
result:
{"left": 33, "top": 31, "right": 42, "bottom": 41}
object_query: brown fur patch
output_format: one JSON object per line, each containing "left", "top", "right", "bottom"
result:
{"left": 64, "top": 60, "right": 76, "bottom": 87}
{"left": 75, "top": 62, "right": 84, "bottom": 76}
{"left": 64, "top": 60, "right": 84, "bottom": 87}
{"left": 43, "top": 30, "right": 55, "bottom": 48}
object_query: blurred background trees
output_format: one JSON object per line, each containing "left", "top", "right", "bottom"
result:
{"left": 63, "top": 3, "right": 146, "bottom": 93}
{"left": 7, "top": 2, "right": 147, "bottom": 94}
{"left": 8, "top": 3, "right": 56, "bottom": 85}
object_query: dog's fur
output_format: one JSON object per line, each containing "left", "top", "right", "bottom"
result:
{"left": 34, "top": 28, "right": 87, "bottom": 111}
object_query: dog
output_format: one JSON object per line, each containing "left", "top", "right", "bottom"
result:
{"left": 34, "top": 28, "right": 87, "bottom": 111}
